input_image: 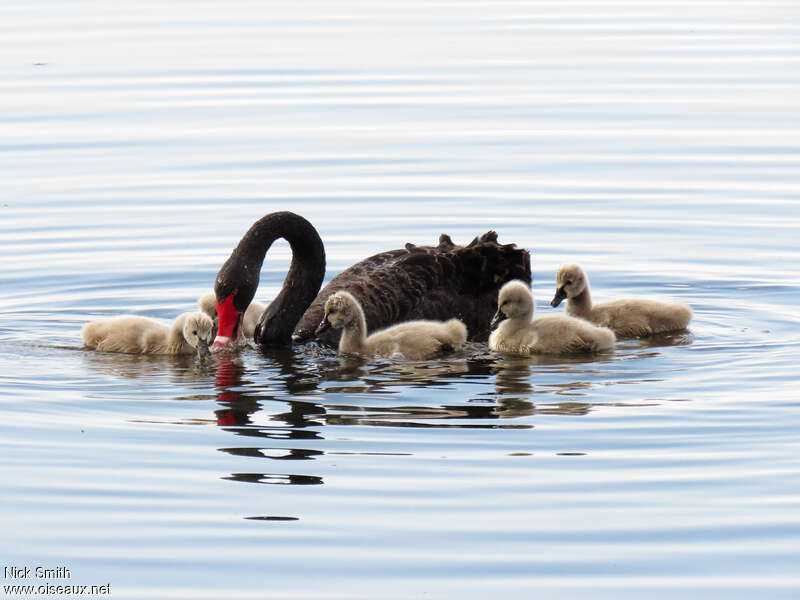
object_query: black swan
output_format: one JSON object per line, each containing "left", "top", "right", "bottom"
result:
{"left": 211, "top": 211, "right": 531, "bottom": 350}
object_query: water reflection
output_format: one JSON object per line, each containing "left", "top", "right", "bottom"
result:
{"left": 80, "top": 336, "right": 686, "bottom": 436}
{"left": 322, "top": 400, "right": 531, "bottom": 429}
{"left": 490, "top": 353, "right": 615, "bottom": 417}
{"left": 218, "top": 447, "right": 324, "bottom": 460}
{"left": 81, "top": 349, "right": 217, "bottom": 385}
{"left": 80, "top": 340, "right": 692, "bottom": 492}
{"left": 213, "top": 353, "right": 326, "bottom": 437}
{"left": 223, "top": 473, "right": 323, "bottom": 485}
{"left": 212, "top": 350, "right": 534, "bottom": 432}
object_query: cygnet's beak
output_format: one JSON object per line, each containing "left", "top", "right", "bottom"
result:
{"left": 315, "top": 317, "right": 331, "bottom": 336}
{"left": 490, "top": 309, "right": 507, "bottom": 331}
{"left": 196, "top": 338, "right": 211, "bottom": 358}
{"left": 551, "top": 286, "right": 567, "bottom": 308}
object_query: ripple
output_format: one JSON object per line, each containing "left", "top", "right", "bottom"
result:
{"left": 2, "top": 1, "right": 800, "bottom": 598}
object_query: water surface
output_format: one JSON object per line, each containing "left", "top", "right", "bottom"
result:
{"left": 2, "top": 1, "right": 800, "bottom": 598}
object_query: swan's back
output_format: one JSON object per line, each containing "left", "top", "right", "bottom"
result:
{"left": 295, "top": 231, "right": 530, "bottom": 345}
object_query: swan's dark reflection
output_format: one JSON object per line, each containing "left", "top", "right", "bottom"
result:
{"left": 222, "top": 472, "right": 323, "bottom": 485}
{"left": 212, "top": 349, "right": 540, "bottom": 441}
{"left": 219, "top": 447, "right": 323, "bottom": 460}
{"left": 213, "top": 351, "right": 325, "bottom": 435}
{"left": 213, "top": 353, "right": 255, "bottom": 426}
{"left": 213, "top": 352, "right": 327, "bottom": 488}
{"left": 214, "top": 345, "right": 640, "bottom": 430}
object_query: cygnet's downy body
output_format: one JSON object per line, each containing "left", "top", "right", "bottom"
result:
{"left": 490, "top": 280, "right": 615, "bottom": 355}
{"left": 551, "top": 264, "right": 691, "bottom": 338}
{"left": 316, "top": 291, "right": 467, "bottom": 360}
{"left": 82, "top": 312, "right": 214, "bottom": 355}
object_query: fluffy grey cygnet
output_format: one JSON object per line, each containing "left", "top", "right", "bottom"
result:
{"left": 316, "top": 291, "right": 468, "bottom": 360}
{"left": 551, "top": 264, "right": 691, "bottom": 338}
{"left": 490, "top": 280, "right": 615, "bottom": 355}
{"left": 82, "top": 311, "right": 214, "bottom": 355}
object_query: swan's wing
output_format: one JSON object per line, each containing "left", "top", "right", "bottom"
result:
{"left": 294, "top": 232, "right": 530, "bottom": 345}
{"left": 293, "top": 247, "right": 409, "bottom": 344}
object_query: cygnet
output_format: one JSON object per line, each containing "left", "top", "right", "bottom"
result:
{"left": 490, "top": 280, "right": 615, "bottom": 354}
{"left": 551, "top": 264, "right": 691, "bottom": 338}
{"left": 82, "top": 311, "right": 214, "bottom": 355}
{"left": 316, "top": 291, "right": 467, "bottom": 360}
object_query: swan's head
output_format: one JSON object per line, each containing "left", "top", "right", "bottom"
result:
{"left": 316, "top": 291, "right": 359, "bottom": 334}
{"left": 213, "top": 251, "right": 261, "bottom": 350}
{"left": 491, "top": 280, "right": 534, "bottom": 329}
{"left": 182, "top": 312, "right": 215, "bottom": 357}
{"left": 552, "top": 264, "right": 587, "bottom": 307}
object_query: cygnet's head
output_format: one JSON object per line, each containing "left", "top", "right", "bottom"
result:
{"left": 551, "top": 264, "right": 588, "bottom": 307}
{"left": 316, "top": 291, "right": 360, "bottom": 335}
{"left": 491, "top": 280, "right": 534, "bottom": 329}
{"left": 198, "top": 292, "right": 218, "bottom": 320}
{"left": 183, "top": 312, "right": 215, "bottom": 357}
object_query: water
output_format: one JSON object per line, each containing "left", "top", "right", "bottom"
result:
{"left": 2, "top": 1, "right": 800, "bottom": 598}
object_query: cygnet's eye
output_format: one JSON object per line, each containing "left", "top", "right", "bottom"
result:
{"left": 566, "top": 279, "right": 572, "bottom": 285}
{"left": 192, "top": 330, "right": 198, "bottom": 336}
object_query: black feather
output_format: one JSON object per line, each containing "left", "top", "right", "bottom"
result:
{"left": 294, "top": 231, "right": 531, "bottom": 345}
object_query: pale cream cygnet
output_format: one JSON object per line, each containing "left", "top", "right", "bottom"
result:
{"left": 198, "top": 292, "right": 266, "bottom": 339}
{"left": 551, "top": 264, "right": 692, "bottom": 338}
{"left": 82, "top": 311, "right": 215, "bottom": 355}
{"left": 489, "top": 280, "right": 615, "bottom": 355}
{"left": 316, "top": 291, "right": 467, "bottom": 360}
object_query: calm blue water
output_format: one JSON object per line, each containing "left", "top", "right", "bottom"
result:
{"left": 2, "top": 1, "right": 800, "bottom": 598}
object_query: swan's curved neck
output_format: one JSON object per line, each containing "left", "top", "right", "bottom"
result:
{"left": 338, "top": 301, "right": 368, "bottom": 355}
{"left": 216, "top": 212, "right": 326, "bottom": 347}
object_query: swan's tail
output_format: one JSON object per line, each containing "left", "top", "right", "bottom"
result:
{"left": 453, "top": 232, "right": 531, "bottom": 295}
